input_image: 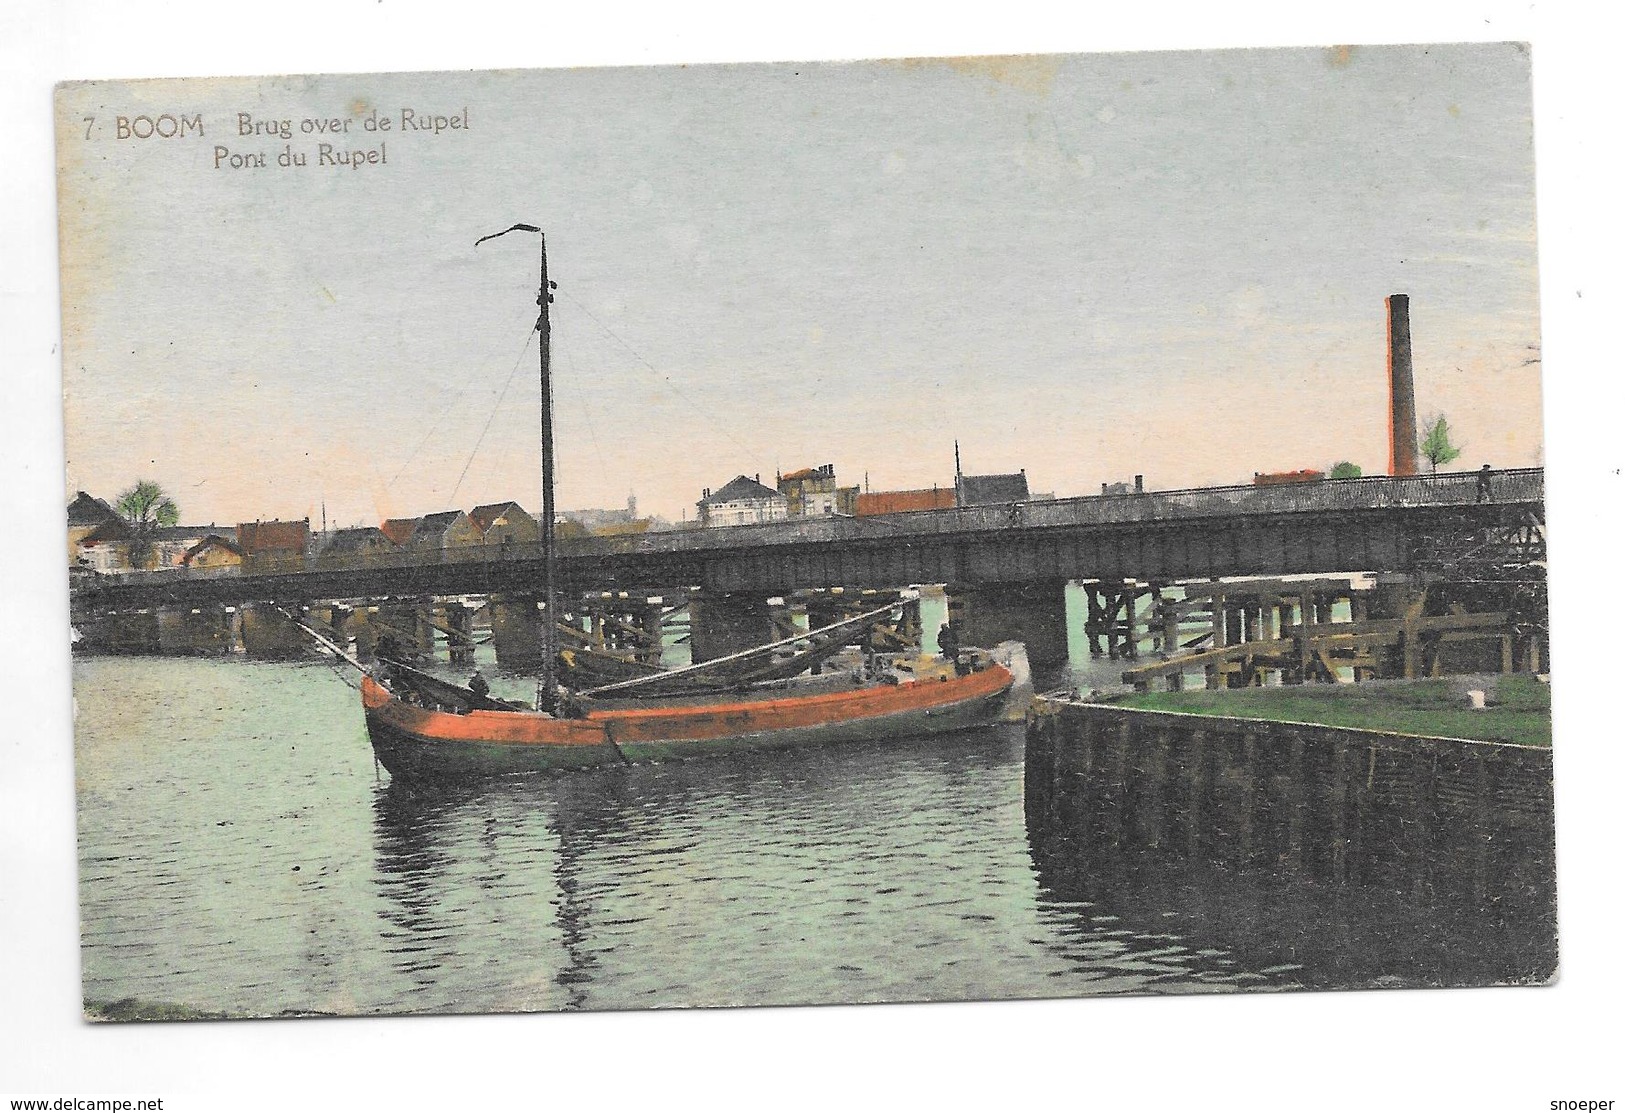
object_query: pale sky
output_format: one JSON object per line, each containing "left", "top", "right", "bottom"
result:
{"left": 56, "top": 43, "right": 1541, "bottom": 527}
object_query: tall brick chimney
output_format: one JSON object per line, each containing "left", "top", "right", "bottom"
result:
{"left": 1387, "top": 293, "right": 1419, "bottom": 477}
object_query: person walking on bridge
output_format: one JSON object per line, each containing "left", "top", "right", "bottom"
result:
{"left": 1476, "top": 464, "right": 1493, "bottom": 503}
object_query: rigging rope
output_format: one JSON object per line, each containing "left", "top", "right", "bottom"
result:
{"left": 561, "top": 340, "right": 609, "bottom": 483}
{"left": 447, "top": 325, "right": 538, "bottom": 506}
{"left": 556, "top": 286, "right": 763, "bottom": 462}
{"left": 387, "top": 321, "right": 537, "bottom": 490}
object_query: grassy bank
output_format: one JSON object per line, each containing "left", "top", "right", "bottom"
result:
{"left": 1112, "top": 675, "right": 1551, "bottom": 748}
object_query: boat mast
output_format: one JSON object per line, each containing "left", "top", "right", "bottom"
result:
{"left": 536, "top": 234, "right": 561, "bottom": 708}
{"left": 477, "top": 223, "right": 560, "bottom": 709}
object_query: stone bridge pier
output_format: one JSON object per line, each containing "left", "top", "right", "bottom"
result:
{"left": 239, "top": 602, "right": 306, "bottom": 659}
{"left": 688, "top": 590, "right": 775, "bottom": 664}
{"left": 376, "top": 602, "right": 435, "bottom": 659}
{"left": 489, "top": 593, "right": 546, "bottom": 673}
{"left": 948, "top": 578, "right": 1070, "bottom": 669}
{"left": 157, "top": 604, "right": 235, "bottom": 655}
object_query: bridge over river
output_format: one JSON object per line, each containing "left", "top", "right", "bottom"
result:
{"left": 71, "top": 468, "right": 1545, "bottom": 669}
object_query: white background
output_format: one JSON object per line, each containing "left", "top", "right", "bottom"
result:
{"left": 2, "top": 3, "right": 1620, "bottom": 1110}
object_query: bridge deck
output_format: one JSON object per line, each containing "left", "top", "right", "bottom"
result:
{"left": 73, "top": 469, "right": 1544, "bottom": 607}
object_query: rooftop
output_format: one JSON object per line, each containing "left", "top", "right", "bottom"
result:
{"left": 956, "top": 471, "right": 1030, "bottom": 506}
{"left": 319, "top": 526, "right": 395, "bottom": 555}
{"left": 236, "top": 519, "right": 310, "bottom": 553}
{"left": 700, "top": 475, "right": 784, "bottom": 505}
{"left": 67, "top": 491, "right": 119, "bottom": 526}
{"left": 470, "top": 501, "right": 531, "bottom": 532}
{"left": 855, "top": 487, "right": 955, "bottom": 516}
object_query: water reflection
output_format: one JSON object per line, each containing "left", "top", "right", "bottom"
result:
{"left": 366, "top": 729, "right": 1164, "bottom": 1010}
{"left": 1023, "top": 719, "right": 1558, "bottom": 990}
{"left": 77, "top": 657, "right": 1553, "bottom": 1018}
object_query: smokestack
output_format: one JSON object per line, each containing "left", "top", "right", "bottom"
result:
{"left": 1387, "top": 294, "right": 1419, "bottom": 477}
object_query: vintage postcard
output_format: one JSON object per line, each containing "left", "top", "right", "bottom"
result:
{"left": 57, "top": 43, "right": 1552, "bottom": 1020}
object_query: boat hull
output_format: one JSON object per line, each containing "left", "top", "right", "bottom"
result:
{"left": 361, "top": 664, "right": 1013, "bottom": 780}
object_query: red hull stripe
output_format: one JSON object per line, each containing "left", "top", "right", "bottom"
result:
{"left": 361, "top": 666, "right": 1012, "bottom": 749}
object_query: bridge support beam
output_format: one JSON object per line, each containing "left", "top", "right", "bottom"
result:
{"left": 949, "top": 579, "right": 1070, "bottom": 669}
{"left": 347, "top": 605, "right": 381, "bottom": 661}
{"left": 489, "top": 594, "right": 545, "bottom": 673}
{"left": 323, "top": 605, "right": 352, "bottom": 651}
{"left": 689, "top": 591, "right": 774, "bottom": 664}
{"left": 79, "top": 610, "right": 161, "bottom": 654}
{"left": 240, "top": 603, "right": 306, "bottom": 659}
{"left": 376, "top": 602, "right": 434, "bottom": 661}
{"left": 157, "top": 604, "right": 233, "bottom": 655}
{"left": 641, "top": 598, "right": 667, "bottom": 666}
{"left": 442, "top": 603, "right": 477, "bottom": 667}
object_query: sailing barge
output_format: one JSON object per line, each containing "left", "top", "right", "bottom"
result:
{"left": 353, "top": 227, "right": 1019, "bottom": 780}
{"left": 363, "top": 649, "right": 1016, "bottom": 778}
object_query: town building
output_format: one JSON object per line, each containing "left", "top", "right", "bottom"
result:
{"left": 696, "top": 475, "right": 788, "bottom": 528}
{"left": 237, "top": 519, "right": 312, "bottom": 573}
{"left": 70, "top": 493, "right": 233, "bottom": 572}
{"left": 183, "top": 534, "right": 244, "bottom": 570}
{"left": 75, "top": 516, "right": 135, "bottom": 572}
{"left": 379, "top": 518, "right": 419, "bottom": 548}
{"left": 853, "top": 486, "right": 956, "bottom": 517}
{"left": 383, "top": 510, "right": 484, "bottom": 560}
{"left": 67, "top": 491, "right": 120, "bottom": 566}
{"left": 470, "top": 501, "right": 540, "bottom": 547}
{"left": 777, "top": 464, "right": 859, "bottom": 517}
{"left": 954, "top": 469, "right": 1030, "bottom": 506}
{"left": 559, "top": 494, "right": 640, "bottom": 534}
{"left": 313, "top": 526, "right": 398, "bottom": 569}
{"left": 951, "top": 441, "right": 1032, "bottom": 507}
{"left": 151, "top": 525, "right": 235, "bottom": 568}
{"left": 1100, "top": 476, "right": 1146, "bottom": 496}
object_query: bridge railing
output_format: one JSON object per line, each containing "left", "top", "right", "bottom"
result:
{"left": 86, "top": 468, "right": 1543, "bottom": 588}
{"left": 566, "top": 466, "right": 1545, "bottom": 555}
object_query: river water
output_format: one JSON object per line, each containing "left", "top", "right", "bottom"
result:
{"left": 74, "top": 651, "right": 1301, "bottom": 1017}
{"left": 74, "top": 640, "right": 1546, "bottom": 1017}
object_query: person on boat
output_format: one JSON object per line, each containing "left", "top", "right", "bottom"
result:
{"left": 468, "top": 669, "right": 490, "bottom": 701}
{"left": 557, "top": 687, "right": 586, "bottom": 720}
{"left": 937, "top": 621, "right": 960, "bottom": 666}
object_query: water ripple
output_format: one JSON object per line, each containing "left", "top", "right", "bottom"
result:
{"left": 77, "top": 656, "right": 1293, "bottom": 1016}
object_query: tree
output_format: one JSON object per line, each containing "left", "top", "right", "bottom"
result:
{"left": 115, "top": 479, "right": 179, "bottom": 570}
{"left": 1418, "top": 415, "right": 1463, "bottom": 474}
{"left": 1328, "top": 461, "right": 1362, "bottom": 480}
